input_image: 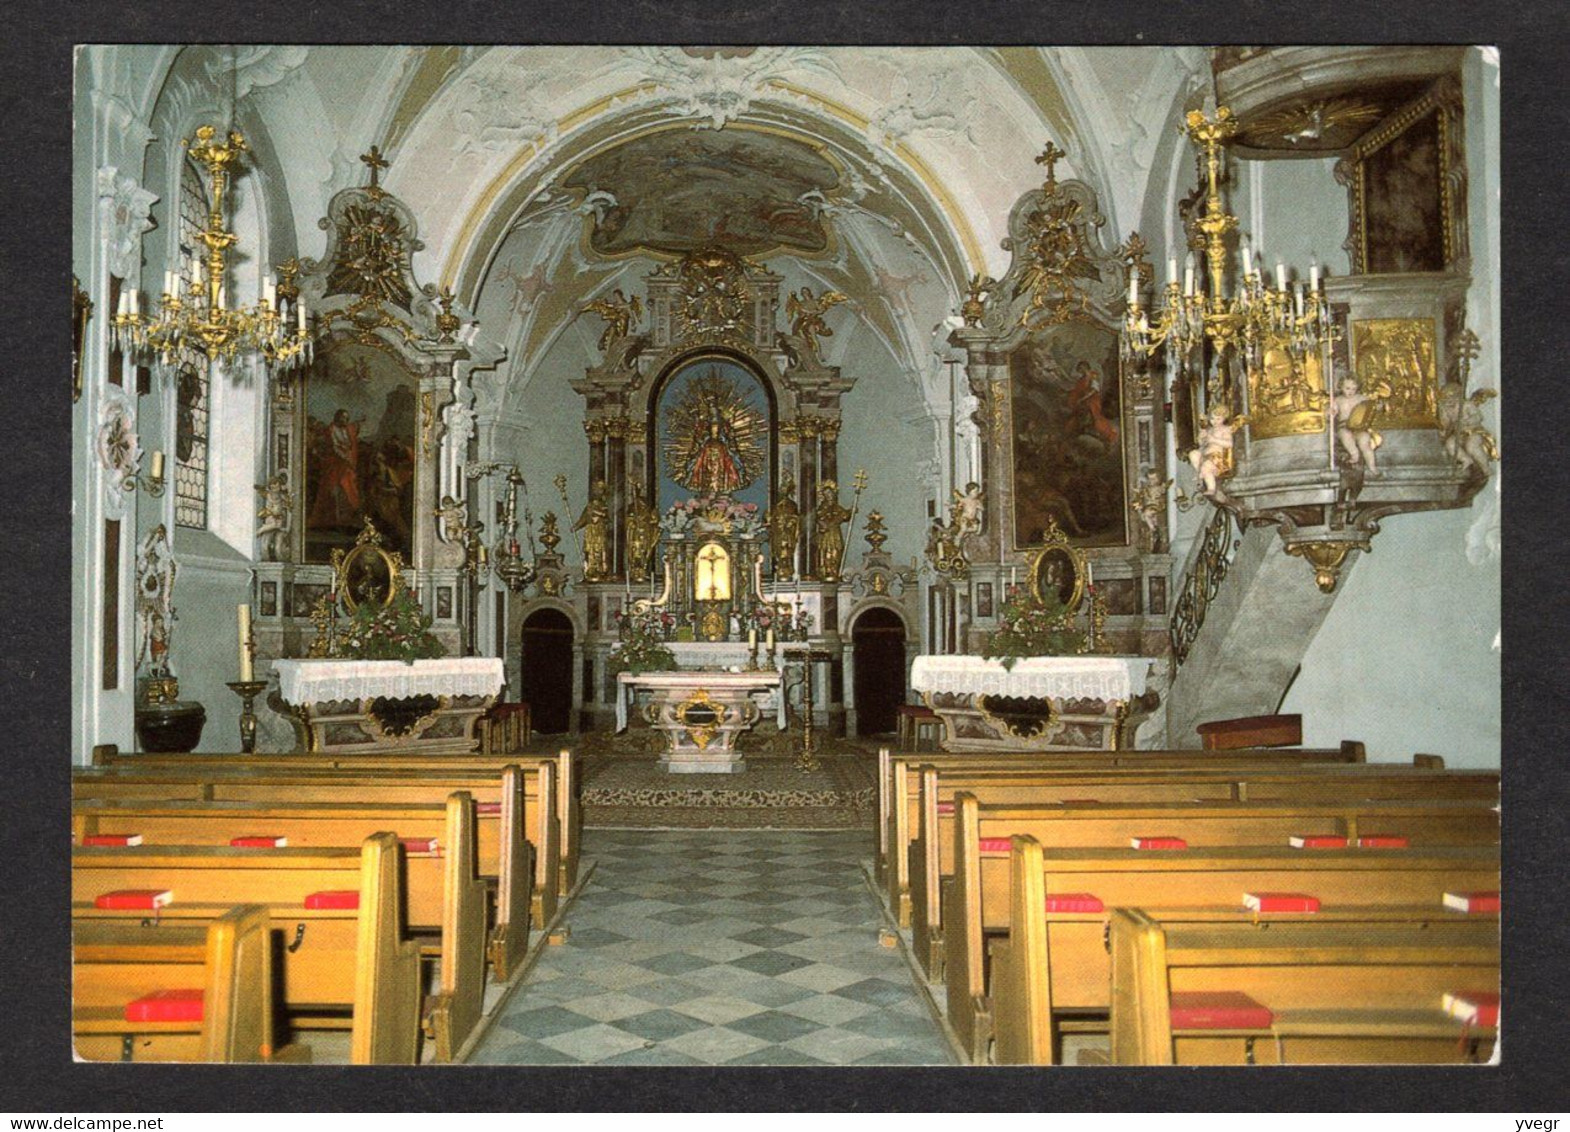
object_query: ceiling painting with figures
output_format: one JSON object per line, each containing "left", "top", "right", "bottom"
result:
{"left": 303, "top": 341, "right": 417, "bottom": 564}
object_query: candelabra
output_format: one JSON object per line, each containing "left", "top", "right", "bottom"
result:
{"left": 225, "top": 679, "right": 268, "bottom": 754}
{"left": 466, "top": 463, "right": 537, "bottom": 592}
{"left": 112, "top": 126, "right": 314, "bottom": 372}
{"left": 1121, "top": 107, "right": 1340, "bottom": 376}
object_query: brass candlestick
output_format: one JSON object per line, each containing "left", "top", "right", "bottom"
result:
{"left": 226, "top": 680, "right": 269, "bottom": 754}
{"left": 790, "top": 647, "right": 829, "bottom": 773}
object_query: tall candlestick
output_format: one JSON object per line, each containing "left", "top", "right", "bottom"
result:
{"left": 237, "top": 604, "right": 253, "bottom": 681}
{"left": 1274, "top": 261, "right": 1288, "bottom": 291}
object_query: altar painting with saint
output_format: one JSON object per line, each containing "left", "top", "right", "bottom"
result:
{"left": 1008, "top": 322, "right": 1128, "bottom": 549}
{"left": 655, "top": 360, "right": 770, "bottom": 515}
{"left": 303, "top": 341, "right": 418, "bottom": 563}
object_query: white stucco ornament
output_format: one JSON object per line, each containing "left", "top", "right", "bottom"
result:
{"left": 95, "top": 166, "right": 158, "bottom": 281}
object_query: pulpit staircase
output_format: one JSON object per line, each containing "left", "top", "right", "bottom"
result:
{"left": 1162, "top": 508, "right": 1354, "bottom": 747}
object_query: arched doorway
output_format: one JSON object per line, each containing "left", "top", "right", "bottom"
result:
{"left": 851, "top": 607, "right": 907, "bottom": 738}
{"left": 519, "top": 608, "right": 575, "bottom": 734}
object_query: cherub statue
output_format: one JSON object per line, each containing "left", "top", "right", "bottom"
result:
{"left": 1436, "top": 380, "right": 1500, "bottom": 480}
{"left": 1330, "top": 374, "right": 1389, "bottom": 476}
{"left": 766, "top": 473, "right": 803, "bottom": 579}
{"left": 573, "top": 480, "right": 612, "bottom": 580}
{"left": 435, "top": 493, "right": 468, "bottom": 546}
{"left": 951, "top": 481, "right": 985, "bottom": 538}
{"left": 1129, "top": 467, "right": 1173, "bottom": 552}
{"left": 582, "top": 288, "right": 642, "bottom": 353}
{"left": 813, "top": 480, "right": 852, "bottom": 581}
{"left": 785, "top": 287, "right": 849, "bottom": 357}
{"left": 255, "top": 472, "right": 292, "bottom": 561}
{"left": 624, "top": 480, "right": 663, "bottom": 583}
{"left": 1187, "top": 405, "right": 1246, "bottom": 500}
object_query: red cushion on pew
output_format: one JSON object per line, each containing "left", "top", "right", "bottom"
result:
{"left": 1044, "top": 893, "right": 1104, "bottom": 913}
{"left": 1131, "top": 836, "right": 1187, "bottom": 850}
{"left": 1356, "top": 834, "right": 1409, "bottom": 848}
{"left": 978, "top": 838, "right": 1012, "bottom": 854}
{"left": 230, "top": 836, "right": 286, "bottom": 848}
{"left": 475, "top": 802, "right": 502, "bottom": 816}
{"left": 304, "top": 890, "right": 359, "bottom": 910}
{"left": 1168, "top": 991, "right": 1274, "bottom": 1030}
{"left": 124, "top": 989, "right": 204, "bottom": 1023}
{"left": 935, "top": 802, "right": 955, "bottom": 816}
{"left": 400, "top": 837, "right": 439, "bottom": 854}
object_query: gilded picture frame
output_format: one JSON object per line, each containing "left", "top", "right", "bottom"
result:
{"left": 335, "top": 541, "right": 402, "bottom": 613}
{"left": 1028, "top": 520, "right": 1087, "bottom": 614}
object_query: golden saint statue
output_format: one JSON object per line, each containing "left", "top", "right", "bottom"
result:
{"left": 766, "top": 474, "right": 802, "bottom": 579}
{"left": 624, "top": 481, "right": 663, "bottom": 583}
{"left": 573, "top": 480, "right": 611, "bottom": 580}
{"left": 813, "top": 481, "right": 852, "bottom": 581}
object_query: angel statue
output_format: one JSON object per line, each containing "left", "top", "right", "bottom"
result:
{"left": 435, "top": 493, "right": 469, "bottom": 545}
{"left": 582, "top": 288, "right": 643, "bottom": 353}
{"left": 1188, "top": 405, "right": 1246, "bottom": 500}
{"left": 135, "top": 524, "right": 177, "bottom": 674}
{"left": 785, "top": 287, "right": 849, "bottom": 357}
{"left": 1436, "top": 380, "right": 1500, "bottom": 480}
{"left": 624, "top": 480, "right": 664, "bottom": 583}
{"left": 1329, "top": 374, "right": 1390, "bottom": 477}
{"left": 951, "top": 481, "right": 985, "bottom": 538}
{"left": 766, "top": 473, "right": 803, "bottom": 580}
{"left": 813, "top": 480, "right": 852, "bottom": 581}
{"left": 255, "top": 473, "right": 292, "bottom": 561}
{"left": 1129, "top": 467, "right": 1173, "bottom": 553}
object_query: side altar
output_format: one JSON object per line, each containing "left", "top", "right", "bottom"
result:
{"left": 274, "top": 657, "right": 505, "bottom": 754}
{"left": 911, "top": 655, "right": 1156, "bottom": 752}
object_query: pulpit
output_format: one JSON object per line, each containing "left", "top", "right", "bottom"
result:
{"left": 274, "top": 657, "right": 505, "bottom": 755}
{"left": 910, "top": 655, "right": 1158, "bottom": 752}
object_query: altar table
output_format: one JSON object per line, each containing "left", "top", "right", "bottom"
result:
{"left": 273, "top": 658, "right": 506, "bottom": 755}
{"left": 909, "top": 655, "right": 1157, "bottom": 752}
{"left": 616, "top": 670, "right": 785, "bottom": 773}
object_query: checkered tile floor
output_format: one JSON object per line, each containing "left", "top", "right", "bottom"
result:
{"left": 468, "top": 829, "right": 956, "bottom": 1065}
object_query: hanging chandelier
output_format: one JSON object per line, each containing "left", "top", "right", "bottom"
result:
{"left": 113, "top": 125, "right": 313, "bottom": 371}
{"left": 1122, "top": 107, "right": 1339, "bottom": 369}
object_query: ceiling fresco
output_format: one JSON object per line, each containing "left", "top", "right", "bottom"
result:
{"left": 561, "top": 127, "right": 841, "bottom": 258}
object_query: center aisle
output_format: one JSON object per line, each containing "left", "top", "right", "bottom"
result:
{"left": 468, "top": 829, "right": 955, "bottom": 1066}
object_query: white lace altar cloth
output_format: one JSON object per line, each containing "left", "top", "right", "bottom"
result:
{"left": 274, "top": 658, "right": 506, "bottom": 707}
{"left": 910, "top": 655, "right": 1154, "bottom": 702}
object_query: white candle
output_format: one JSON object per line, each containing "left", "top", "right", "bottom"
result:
{"left": 164, "top": 270, "right": 175, "bottom": 296}
{"left": 1294, "top": 284, "right": 1305, "bottom": 318}
{"left": 1183, "top": 254, "right": 1196, "bottom": 296}
{"left": 237, "top": 604, "right": 253, "bottom": 681}
{"left": 1126, "top": 268, "right": 1139, "bottom": 308}
{"left": 1240, "top": 239, "right": 1253, "bottom": 277}
{"left": 117, "top": 291, "right": 129, "bottom": 317}
{"left": 1167, "top": 257, "right": 1179, "bottom": 285}
{"left": 149, "top": 450, "right": 165, "bottom": 483}
{"left": 1010, "top": 566, "right": 1017, "bottom": 590}
{"left": 297, "top": 302, "right": 308, "bottom": 332}
{"left": 264, "top": 275, "right": 276, "bottom": 307}
{"left": 749, "top": 628, "right": 758, "bottom": 650}
{"left": 765, "top": 628, "right": 775, "bottom": 651}
{"left": 1274, "top": 261, "right": 1288, "bottom": 291}
{"left": 1310, "top": 260, "right": 1322, "bottom": 290}
{"left": 1086, "top": 560, "right": 1094, "bottom": 588}
{"left": 217, "top": 282, "right": 226, "bottom": 309}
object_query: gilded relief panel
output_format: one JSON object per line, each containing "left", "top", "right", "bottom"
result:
{"left": 1008, "top": 322, "right": 1128, "bottom": 549}
{"left": 1351, "top": 318, "right": 1439, "bottom": 429}
{"left": 1247, "top": 346, "right": 1329, "bottom": 440}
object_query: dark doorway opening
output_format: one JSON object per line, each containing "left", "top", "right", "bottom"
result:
{"left": 520, "top": 608, "right": 575, "bottom": 734}
{"left": 852, "top": 606, "right": 907, "bottom": 737}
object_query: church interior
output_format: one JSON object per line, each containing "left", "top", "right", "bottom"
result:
{"left": 68, "top": 44, "right": 1505, "bottom": 1072}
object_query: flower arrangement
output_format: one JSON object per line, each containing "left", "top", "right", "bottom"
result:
{"left": 614, "top": 604, "right": 679, "bottom": 673}
{"left": 665, "top": 494, "right": 761, "bottom": 533}
{"left": 745, "top": 602, "right": 813, "bottom": 641}
{"left": 984, "top": 586, "right": 1089, "bottom": 670}
{"left": 337, "top": 587, "right": 446, "bottom": 662}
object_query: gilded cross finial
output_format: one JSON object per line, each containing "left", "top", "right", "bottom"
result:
{"left": 1035, "top": 140, "right": 1067, "bottom": 188}
{"left": 360, "top": 145, "right": 390, "bottom": 194}
{"left": 852, "top": 467, "right": 869, "bottom": 493}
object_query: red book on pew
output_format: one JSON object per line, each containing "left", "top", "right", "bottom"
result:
{"left": 1043, "top": 893, "right": 1104, "bottom": 913}
{"left": 1131, "top": 836, "right": 1187, "bottom": 850}
{"left": 1356, "top": 834, "right": 1409, "bottom": 848}
{"left": 124, "top": 988, "right": 204, "bottom": 1023}
{"left": 230, "top": 836, "right": 287, "bottom": 848}
{"left": 1288, "top": 834, "right": 1347, "bottom": 849}
{"left": 400, "top": 837, "right": 440, "bottom": 854}
{"left": 1444, "top": 891, "right": 1501, "bottom": 914}
{"left": 1442, "top": 991, "right": 1499, "bottom": 1028}
{"left": 81, "top": 833, "right": 143, "bottom": 847}
{"left": 1243, "top": 891, "right": 1320, "bottom": 913}
{"left": 978, "top": 838, "right": 1012, "bottom": 855}
{"left": 935, "top": 802, "right": 955, "bottom": 816}
{"left": 475, "top": 802, "right": 502, "bottom": 816}
{"left": 303, "top": 890, "right": 359, "bottom": 910}
{"left": 94, "top": 889, "right": 171, "bottom": 910}
{"left": 1168, "top": 991, "right": 1274, "bottom": 1030}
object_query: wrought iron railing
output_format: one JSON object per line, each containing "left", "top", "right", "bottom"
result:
{"left": 1169, "top": 504, "right": 1240, "bottom": 667}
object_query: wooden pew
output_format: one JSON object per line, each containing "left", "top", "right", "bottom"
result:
{"left": 73, "top": 904, "right": 273, "bottom": 1062}
{"left": 73, "top": 832, "right": 422, "bottom": 1063}
{"left": 909, "top": 780, "right": 1499, "bottom": 980}
{"left": 1105, "top": 907, "right": 1499, "bottom": 1065}
{"left": 885, "top": 760, "right": 1495, "bottom": 926}
{"left": 73, "top": 768, "right": 537, "bottom": 983}
{"left": 875, "top": 743, "right": 1369, "bottom": 888}
{"left": 73, "top": 761, "right": 565, "bottom": 930}
{"left": 90, "top": 745, "right": 580, "bottom": 896}
{"left": 942, "top": 813, "right": 1500, "bottom": 1063}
